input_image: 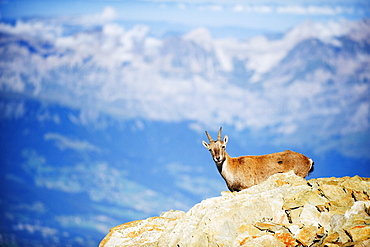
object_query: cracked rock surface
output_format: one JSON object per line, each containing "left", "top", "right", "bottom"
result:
{"left": 100, "top": 171, "right": 370, "bottom": 247}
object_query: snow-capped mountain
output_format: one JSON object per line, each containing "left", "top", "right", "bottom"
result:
{"left": 1, "top": 18, "right": 369, "bottom": 155}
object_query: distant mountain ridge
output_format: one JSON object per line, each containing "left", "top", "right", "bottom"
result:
{"left": 0, "top": 19, "right": 368, "bottom": 144}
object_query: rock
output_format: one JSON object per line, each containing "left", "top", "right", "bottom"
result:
{"left": 239, "top": 235, "right": 285, "bottom": 247}
{"left": 347, "top": 225, "right": 370, "bottom": 242}
{"left": 295, "top": 224, "right": 320, "bottom": 246}
{"left": 99, "top": 171, "right": 370, "bottom": 247}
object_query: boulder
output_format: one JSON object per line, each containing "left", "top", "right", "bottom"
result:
{"left": 100, "top": 171, "right": 370, "bottom": 247}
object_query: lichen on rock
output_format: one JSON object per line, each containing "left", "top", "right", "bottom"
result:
{"left": 100, "top": 171, "right": 370, "bottom": 247}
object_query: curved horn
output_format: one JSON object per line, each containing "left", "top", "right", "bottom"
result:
{"left": 205, "top": 131, "right": 213, "bottom": 142}
{"left": 218, "top": 127, "right": 222, "bottom": 141}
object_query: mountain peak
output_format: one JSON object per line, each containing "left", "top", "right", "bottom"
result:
{"left": 100, "top": 171, "right": 370, "bottom": 246}
{"left": 183, "top": 27, "right": 213, "bottom": 51}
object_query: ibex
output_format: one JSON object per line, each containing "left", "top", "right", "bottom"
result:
{"left": 202, "top": 127, "right": 314, "bottom": 192}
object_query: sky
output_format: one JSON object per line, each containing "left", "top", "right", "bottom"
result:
{"left": 1, "top": 0, "right": 369, "bottom": 33}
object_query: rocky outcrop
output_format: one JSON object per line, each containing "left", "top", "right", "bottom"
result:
{"left": 100, "top": 171, "right": 370, "bottom": 246}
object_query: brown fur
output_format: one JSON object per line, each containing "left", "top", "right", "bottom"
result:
{"left": 202, "top": 127, "right": 314, "bottom": 192}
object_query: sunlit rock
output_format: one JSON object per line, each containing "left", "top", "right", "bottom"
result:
{"left": 100, "top": 171, "right": 370, "bottom": 246}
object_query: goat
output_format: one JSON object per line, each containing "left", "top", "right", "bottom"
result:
{"left": 202, "top": 127, "right": 314, "bottom": 192}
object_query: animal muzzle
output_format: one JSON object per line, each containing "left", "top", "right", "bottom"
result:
{"left": 214, "top": 156, "right": 223, "bottom": 163}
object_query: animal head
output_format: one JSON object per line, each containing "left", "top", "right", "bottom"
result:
{"left": 202, "top": 127, "right": 229, "bottom": 164}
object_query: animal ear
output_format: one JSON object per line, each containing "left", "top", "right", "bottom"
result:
{"left": 224, "top": 135, "right": 228, "bottom": 144}
{"left": 202, "top": 141, "right": 210, "bottom": 149}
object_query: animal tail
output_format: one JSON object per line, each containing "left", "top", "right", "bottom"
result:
{"left": 308, "top": 158, "right": 314, "bottom": 174}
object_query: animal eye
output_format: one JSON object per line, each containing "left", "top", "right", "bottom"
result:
{"left": 222, "top": 146, "right": 225, "bottom": 149}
